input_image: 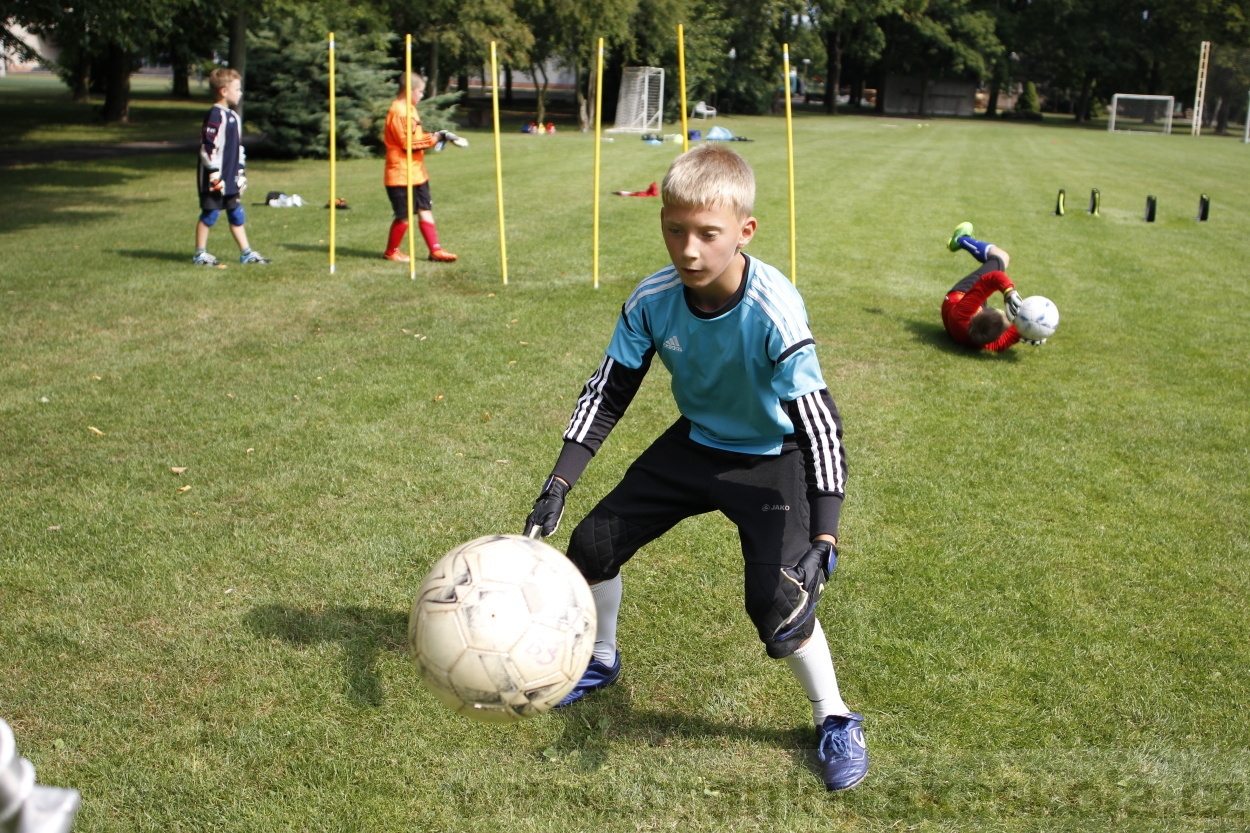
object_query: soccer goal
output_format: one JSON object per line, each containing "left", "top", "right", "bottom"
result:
{"left": 609, "top": 67, "right": 664, "bottom": 133}
{"left": 1108, "top": 94, "right": 1175, "bottom": 134}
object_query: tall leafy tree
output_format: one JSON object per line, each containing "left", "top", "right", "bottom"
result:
{"left": 874, "top": 0, "right": 1000, "bottom": 115}
{"left": 388, "top": 0, "right": 531, "bottom": 96}
{"left": 18, "top": 0, "right": 182, "bottom": 120}
{"left": 247, "top": 16, "right": 396, "bottom": 158}
{"left": 165, "top": 0, "right": 228, "bottom": 98}
{"left": 513, "top": 0, "right": 635, "bottom": 127}
{"left": 808, "top": 0, "right": 899, "bottom": 113}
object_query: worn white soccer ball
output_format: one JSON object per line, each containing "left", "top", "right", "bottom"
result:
{"left": 408, "top": 534, "right": 596, "bottom": 723}
{"left": 1015, "top": 295, "right": 1060, "bottom": 340}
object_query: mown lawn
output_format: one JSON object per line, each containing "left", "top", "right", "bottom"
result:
{"left": 0, "top": 74, "right": 217, "bottom": 150}
{"left": 1, "top": 97, "right": 1248, "bottom": 831}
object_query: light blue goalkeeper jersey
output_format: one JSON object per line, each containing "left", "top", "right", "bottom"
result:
{"left": 605, "top": 254, "right": 826, "bottom": 455}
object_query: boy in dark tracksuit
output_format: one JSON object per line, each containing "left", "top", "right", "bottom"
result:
{"left": 193, "top": 68, "right": 270, "bottom": 266}
{"left": 524, "top": 145, "right": 867, "bottom": 792}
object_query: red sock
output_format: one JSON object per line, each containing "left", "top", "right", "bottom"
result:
{"left": 419, "top": 220, "right": 441, "bottom": 254}
{"left": 386, "top": 219, "right": 407, "bottom": 254}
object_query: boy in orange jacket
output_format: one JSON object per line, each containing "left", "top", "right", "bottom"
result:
{"left": 383, "top": 74, "right": 456, "bottom": 263}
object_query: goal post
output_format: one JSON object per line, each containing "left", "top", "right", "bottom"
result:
{"left": 1193, "top": 41, "right": 1211, "bottom": 136}
{"left": 1194, "top": 43, "right": 1250, "bottom": 138}
{"left": 608, "top": 67, "right": 664, "bottom": 133}
{"left": 1108, "top": 94, "right": 1174, "bottom": 134}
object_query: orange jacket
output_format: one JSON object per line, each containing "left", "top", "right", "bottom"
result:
{"left": 384, "top": 97, "right": 439, "bottom": 187}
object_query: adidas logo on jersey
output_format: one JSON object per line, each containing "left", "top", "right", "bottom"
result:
{"left": 663, "top": 335, "right": 682, "bottom": 352}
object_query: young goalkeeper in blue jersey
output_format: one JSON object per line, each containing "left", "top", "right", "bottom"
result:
{"left": 523, "top": 144, "right": 866, "bottom": 792}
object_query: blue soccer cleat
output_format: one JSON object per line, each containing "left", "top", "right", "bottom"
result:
{"left": 240, "top": 249, "right": 272, "bottom": 264}
{"left": 192, "top": 250, "right": 220, "bottom": 267}
{"left": 817, "top": 712, "right": 869, "bottom": 791}
{"left": 555, "top": 651, "right": 621, "bottom": 708}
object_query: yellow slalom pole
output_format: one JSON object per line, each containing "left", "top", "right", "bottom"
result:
{"left": 783, "top": 43, "right": 796, "bottom": 286}
{"left": 678, "top": 24, "right": 689, "bottom": 153}
{"left": 328, "top": 33, "right": 336, "bottom": 274}
{"left": 405, "top": 36, "right": 416, "bottom": 279}
{"left": 491, "top": 42, "right": 508, "bottom": 285}
{"left": 592, "top": 37, "right": 604, "bottom": 290}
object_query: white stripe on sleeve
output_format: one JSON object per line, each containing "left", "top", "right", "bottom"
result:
{"left": 808, "top": 391, "right": 845, "bottom": 493}
{"left": 796, "top": 394, "right": 833, "bottom": 493}
{"left": 745, "top": 286, "right": 798, "bottom": 346}
{"left": 565, "top": 356, "right": 615, "bottom": 443}
{"left": 624, "top": 274, "right": 682, "bottom": 316}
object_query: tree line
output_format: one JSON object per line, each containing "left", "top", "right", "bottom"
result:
{"left": 4, "top": 0, "right": 1250, "bottom": 132}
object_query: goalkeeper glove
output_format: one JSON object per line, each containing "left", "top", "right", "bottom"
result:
{"left": 433, "top": 131, "right": 469, "bottom": 152}
{"left": 523, "top": 476, "right": 570, "bottom": 538}
{"left": 1004, "top": 289, "right": 1022, "bottom": 322}
{"left": 236, "top": 170, "right": 247, "bottom": 194}
{"left": 208, "top": 176, "right": 224, "bottom": 192}
{"left": 774, "top": 539, "right": 838, "bottom": 641}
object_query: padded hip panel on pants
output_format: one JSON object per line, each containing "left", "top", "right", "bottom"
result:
{"left": 566, "top": 506, "right": 660, "bottom": 581}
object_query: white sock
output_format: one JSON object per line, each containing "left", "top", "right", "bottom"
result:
{"left": 589, "top": 573, "right": 622, "bottom": 666}
{"left": 783, "top": 619, "right": 850, "bottom": 725}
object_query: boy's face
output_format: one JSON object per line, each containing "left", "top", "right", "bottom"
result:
{"left": 220, "top": 79, "right": 242, "bottom": 107}
{"left": 661, "top": 202, "right": 757, "bottom": 295}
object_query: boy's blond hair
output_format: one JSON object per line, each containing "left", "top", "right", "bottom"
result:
{"left": 662, "top": 144, "right": 755, "bottom": 218}
{"left": 208, "top": 68, "right": 241, "bottom": 95}
{"left": 399, "top": 73, "right": 427, "bottom": 95}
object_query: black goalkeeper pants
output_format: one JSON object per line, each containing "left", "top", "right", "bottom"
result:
{"left": 566, "top": 419, "right": 818, "bottom": 658}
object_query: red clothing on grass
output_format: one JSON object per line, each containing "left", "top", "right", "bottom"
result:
{"left": 941, "top": 269, "right": 1021, "bottom": 353}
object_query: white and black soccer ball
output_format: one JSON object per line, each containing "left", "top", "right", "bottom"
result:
{"left": 408, "top": 534, "right": 596, "bottom": 723}
{"left": 1015, "top": 295, "right": 1059, "bottom": 340}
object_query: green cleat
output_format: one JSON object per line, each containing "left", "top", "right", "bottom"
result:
{"left": 947, "top": 222, "right": 974, "bottom": 252}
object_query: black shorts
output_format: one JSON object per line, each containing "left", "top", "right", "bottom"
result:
{"left": 565, "top": 419, "right": 817, "bottom": 658}
{"left": 948, "top": 254, "right": 1006, "bottom": 296}
{"left": 199, "top": 191, "right": 241, "bottom": 212}
{"left": 387, "top": 183, "right": 432, "bottom": 218}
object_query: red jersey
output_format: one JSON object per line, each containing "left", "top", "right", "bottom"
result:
{"left": 941, "top": 269, "right": 1021, "bottom": 352}
{"left": 384, "top": 98, "right": 439, "bottom": 187}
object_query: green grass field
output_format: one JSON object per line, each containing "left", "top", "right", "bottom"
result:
{"left": 0, "top": 74, "right": 216, "bottom": 150}
{"left": 2, "top": 82, "right": 1248, "bottom": 831}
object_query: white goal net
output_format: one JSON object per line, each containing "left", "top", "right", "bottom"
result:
{"left": 1108, "top": 94, "right": 1175, "bottom": 134}
{"left": 609, "top": 67, "right": 664, "bottom": 133}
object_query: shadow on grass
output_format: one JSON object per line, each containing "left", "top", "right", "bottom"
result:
{"left": 115, "top": 249, "right": 189, "bottom": 263}
{"left": 0, "top": 155, "right": 188, "bottom": 236}
{"left": 0, "top": 83, "right": 212, "bottom": 150}
{"left": 545, "top": 684, "right": 813, "bottom": 774}
{"left": 281, "top": 242, "right": 380, "bottom": 260}
{"left": 243, "top": 603, "right": 408, "bottom": 706}
{"left": 903, "top": 317, "right": 1019, "bottom": 361}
